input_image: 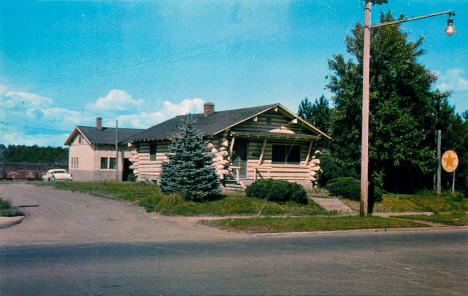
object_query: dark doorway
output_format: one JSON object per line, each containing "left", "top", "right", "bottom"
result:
{"left": 232, "top": 139, "right": 248, "bottom": 178}
{"left": 123, "top": 158, "right": 133, "bottom": 181}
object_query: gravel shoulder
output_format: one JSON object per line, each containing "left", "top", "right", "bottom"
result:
{"left": 0, "top": 183, "right": 250, "bottom": 246}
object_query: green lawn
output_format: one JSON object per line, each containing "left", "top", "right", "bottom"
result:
{"left": 35, "top": 182, "right": 467, "bottom": 233}
{"left": 202, "top": 215, "right": 429, "bottom": 233}
{"left": 392, "top": 213, "right": 468, "bottom": 226}
{"left": 42, "top": 181, "right": 327, "bottom": 216}
{"left": 341, "top": 193, "right": 468, "bottom": 214}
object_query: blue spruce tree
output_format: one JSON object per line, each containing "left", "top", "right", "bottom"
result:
{"left": 159, "top": 115, "right": 220, "bottom": 202}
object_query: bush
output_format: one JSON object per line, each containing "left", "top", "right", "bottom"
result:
{"left": 246, "top": 179, "right": 308, "bottom": 204}
{"left": 0, "top": 197, "right": 24, "bottom": 217}
{"left": 127, "top": 173, "right": 137, "bottom": 182}
{"left": 326, "top": 177, "right": 382, "bottom": 203}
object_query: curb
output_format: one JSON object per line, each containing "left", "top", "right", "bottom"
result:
{"left": 0, "top": 216, "right": 25, "bottom": 229}
{"left": 253, "top": 225, "right": 468, "bottom": 237}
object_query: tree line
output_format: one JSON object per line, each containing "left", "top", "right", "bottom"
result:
{"left": 298, "top": 11, "right": 467, "bottom": 194}
{"left": 0, "top": 144, "right": 68, "bottom": 164}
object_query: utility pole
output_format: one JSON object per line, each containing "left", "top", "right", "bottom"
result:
{"left": 115, "top": 120, "right": 119, "bottom": 182}
{"left": 437, "top": 130, "right": 441, "bottom": 194}
{"left": 360, "top": 0, "right": 371, "bottom": 217}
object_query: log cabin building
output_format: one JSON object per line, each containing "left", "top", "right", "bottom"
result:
{"left": 128, "top": 103, "right": 331, "bottom": 189}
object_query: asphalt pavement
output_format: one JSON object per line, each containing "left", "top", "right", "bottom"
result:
{"left": 1, "top": 183, "right": 467, "bottom": 295}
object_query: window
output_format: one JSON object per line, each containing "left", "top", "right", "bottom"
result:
{"left": 272, "top": 145, "right": 301, "bottom": 164}
{"left": 71, "top": 157, "right": 79, "bottom": 169}
{"left": 266, "top": 117, "right": 271, "bottom": 124}
{"left": 150, "top": 144, "right": 157, "bottom": 161}
{"left": 109, "top": 158, "right": 117, "bottom": 169}
{"left": 100, "top": 157, "right": 108, "bottom": 169}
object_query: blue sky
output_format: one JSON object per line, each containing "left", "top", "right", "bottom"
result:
{"left": 1, "top": 0, "right": 466, "bottom": 147}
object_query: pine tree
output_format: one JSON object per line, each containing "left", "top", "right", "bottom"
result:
{"left": 159, "top": 115, "right": 220, "bottom": 202}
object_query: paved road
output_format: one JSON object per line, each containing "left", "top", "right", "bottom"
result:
{"left": 1, "top": 184, "right": 467, "bottom": 295}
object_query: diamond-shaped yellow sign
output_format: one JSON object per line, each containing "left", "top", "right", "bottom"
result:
{"left": 441, "top": 150, "right": 458, "bottom": 173}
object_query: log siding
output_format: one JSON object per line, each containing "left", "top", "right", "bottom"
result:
{"left": 129, "top": 103, "right": 328, "bottom": 188}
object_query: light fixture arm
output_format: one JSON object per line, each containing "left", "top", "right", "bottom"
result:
{"left": 370, "top": 10, "right": 455, "bottom": 28}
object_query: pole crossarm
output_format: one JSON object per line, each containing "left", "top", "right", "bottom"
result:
{"left": 370, "top": 10, "right": 454, "bottom": 28}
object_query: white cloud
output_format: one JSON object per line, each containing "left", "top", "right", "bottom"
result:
{"left": 115, "top": 98, "right": 205, "bottom": 129}
{"left": 91, "top": 89, "right": 144, "bottom": 111}
{"left": 1, "top": 127, "right": 69, "bottom": 147}
{"left": 435, "top": 68, "right": 468, "bottom": 91}
{"left": 161, "top": 98, "right": 205, "bottom": 118}
{"left": 0, "top": 84, "right": 207, "bottom": 146}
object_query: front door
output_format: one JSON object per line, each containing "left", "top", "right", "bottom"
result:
{"left": 232, "top": 139, "right": 248, "bottom": 178}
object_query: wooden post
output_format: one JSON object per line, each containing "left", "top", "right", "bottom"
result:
{"left": 229, "top": 136, "right": 236, "bottom": 155}
{"left": 305, "top": 141, "right": 314, "bottom": 165}
{"left": 259, "top": 138, "right": 267, "bottom": 165}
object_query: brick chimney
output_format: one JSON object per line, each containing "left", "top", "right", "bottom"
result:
{"left": 204, "top": 102, "right": 214, "bottom": 117}
{"left": 96, "top": 117, "right": 102, "bottom": 130}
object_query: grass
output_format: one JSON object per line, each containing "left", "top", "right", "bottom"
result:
{"left": 35, "top": 182, "right": 467, "bottom": 233}
{"left": 341, "top": 193, "right": 468, "bottom": 214}
{"left": 201, "top": 215, "right": 429, "bottom": 233}
{"left": 0, "top": 196, "right": 24, "bottom": 217}
{"left": 392, "top": 213, "right": 468, "bottom": 226}
{"left": 41, "top": 181, "right": 327, "bottom": 216}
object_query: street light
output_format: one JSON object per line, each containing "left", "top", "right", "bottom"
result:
{"left": 360, "top": 0, "right": 455, "bottom": 217}
{"left": 445, "top": 12, "right": 456, "bottom": 36}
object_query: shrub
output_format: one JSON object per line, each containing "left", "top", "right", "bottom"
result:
{"left": 246, "top": 179, "right": 308, "bottom": 204}
{"left": 127, "top": 173, "right": 137, "bottom": 182}
{"left": 326, "top": 177, "right": 382, "bottom": 203}
{"left": 0, "top": 197, "right": 24, "bottom": 217}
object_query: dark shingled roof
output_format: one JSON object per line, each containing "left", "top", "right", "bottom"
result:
{"left": 64, "top": 126, "right": 144, "bottom": 145}
{"left": 129, "top": 103, "right": 332, "bottom": 143}
{"left": 130, "top": 104, "right": 278, "bottom": 142}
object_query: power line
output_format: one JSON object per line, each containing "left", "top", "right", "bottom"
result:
{"left": 4, "top": 7, "right": 355, "bottom": 86}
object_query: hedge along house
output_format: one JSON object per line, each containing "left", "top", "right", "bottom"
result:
{"left": 64, "top": 118, "right": 144, "bottom": 181}
{"left": 128, "top": 103, "right": 332, "bottom": 189}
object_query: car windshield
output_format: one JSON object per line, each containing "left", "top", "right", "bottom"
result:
{"left": 53, "top": 170, "right": 67, "bottom": 174}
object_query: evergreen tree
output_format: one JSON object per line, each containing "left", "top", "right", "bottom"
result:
{"left": 159, "top": 115, "right": 220, "bottom": 202}
{"left": 298, "top": 95, "right": 331, "bottom": 135}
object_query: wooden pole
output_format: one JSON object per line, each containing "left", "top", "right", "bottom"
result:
{"left": 115, "top": 120, "right": 119, "bottom": 181}
{"left": 437, "top": 130, "right": 441, "bottom": 194}
{"left": 360, "top": 0, "right": 371, "bottom": 217}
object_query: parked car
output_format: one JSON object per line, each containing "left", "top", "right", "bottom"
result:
{"left": 42, "top": 169, "right": 73, "bottom": 182}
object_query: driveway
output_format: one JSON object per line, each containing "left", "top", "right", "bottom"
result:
{"left": 0, "top": 183, "right": 249, "bottom": 245}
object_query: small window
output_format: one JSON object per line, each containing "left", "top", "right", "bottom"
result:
{"left": 100, "top": 157, "right": 108, "bottom": 169}
{"left": 109, "top": 158, "right": 117, "bottom": 169}
{"left": 272, "top": 145, "right": 300, "bottom": 164}
{"left": 150, "top": 144, "right": 157, "bottom": 161}
{"left": 266, "top": 117, "right": 271, "bottom": 124}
